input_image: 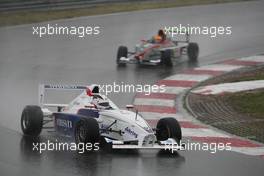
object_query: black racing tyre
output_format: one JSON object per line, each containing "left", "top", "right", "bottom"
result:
{"left": 75, "top": 118, "right": 100, "bottom": 146}
{"left": 187, "top": 42, "right": 199, "bottom": 61}
{"left": 116, "top": 46, "right": 128, "bottom": 66}
{"left": 156, "top": 117, "right": 182, "bottom": 144}
{"left": 21, "top": 105, "right": 43, "bottom": 137}
{"left": 161, "top": 50, "right": 172, "bottom": 67}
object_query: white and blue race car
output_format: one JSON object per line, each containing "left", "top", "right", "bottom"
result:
{"left": 21, "top": 84, "right": 182, "bottom": 151}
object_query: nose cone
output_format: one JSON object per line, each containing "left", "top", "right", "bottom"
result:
{"left": 100, "top": 109, "right": 153, "bottom": 133}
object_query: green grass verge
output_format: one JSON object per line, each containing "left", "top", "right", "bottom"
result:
{"left": 0, "top": 0, "right": 250, "bottom": 26}
{"left": 229, "top": 72, "right": 264, "bottom": 82}
{"left": 227, "top": 91, "right": 264, "bottom": 119}
{"left": 226, "top": 68, "right": 264, "bottom": 118}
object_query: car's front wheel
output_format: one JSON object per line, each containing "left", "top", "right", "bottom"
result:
{"left": 187, "top": 42, "right": 199, "bottom": 61}
{"left": 117, "top": 46, "right": 128, "bottom": 66}
{"left": 156, "top": 117, "right": 182, "bottom": 144}
{"left": 21, "top": 105, "right": 43, "bottom": 137}
{"left": 161, "top": 50, "right": 172, "bottom": 67}
{"left": 75, "top": 118, "right": 100, "bottom": 147}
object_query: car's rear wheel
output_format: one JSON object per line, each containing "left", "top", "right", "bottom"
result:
{"left": 187, "top": 42, "right": 199, "bottom": 61}
{"left": 156, "top": 117, "right": 182, "bottom": 144}
{"left": 75, "top": 118, "right": 100, "bottom": 148}
{"left": 117, "top": 46, "right": 128, "bottom": 66}
{"left": 161, "top": 50, "right": 172, "bottom": 67}
{"left": 21, "top": 105, "right": 43, "bottom": 137}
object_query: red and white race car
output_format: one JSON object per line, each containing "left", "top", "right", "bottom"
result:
{"left": 116, "top": 30, "right": 199, "bottom": 67}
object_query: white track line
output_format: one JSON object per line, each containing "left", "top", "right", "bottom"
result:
{"left": 162, "top": 86, "right": 188, "bottom": 94}
{"left": 192, "top": 80, "right": 264, "bottom": 95}
{"left": 134, "top": 98, "right": 175, "bottom": 107}
{"left": 182, "top": 128, "right": 231, "bottom": 138}
{"left": 165, "top": 74, "right": 212, "bottom": 82}
{"left": 231, "top": 147, "right": 264, "bottom": 156}
{"left": 140, "top": 112, "right": 191, "bottom": 121}
{"left": 195, "top": 64, "right": 244, "bottom": 72}
{"left": 239, "top": 55, "right": 264, "bottom": 62}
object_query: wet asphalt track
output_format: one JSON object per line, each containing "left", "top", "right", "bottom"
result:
{"left": 1, "top": 1, "right": 264, "bottom": 175}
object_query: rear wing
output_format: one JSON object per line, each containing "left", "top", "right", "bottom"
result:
{"left": 38, "top": 84, "right": 99, "bottom": 108}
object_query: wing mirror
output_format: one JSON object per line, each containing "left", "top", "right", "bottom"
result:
{"left": 85, "top": 104, "right": 96, "bottom": 109}
{"left": 126, "top": 104, "right": 134, "bottom": 110}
